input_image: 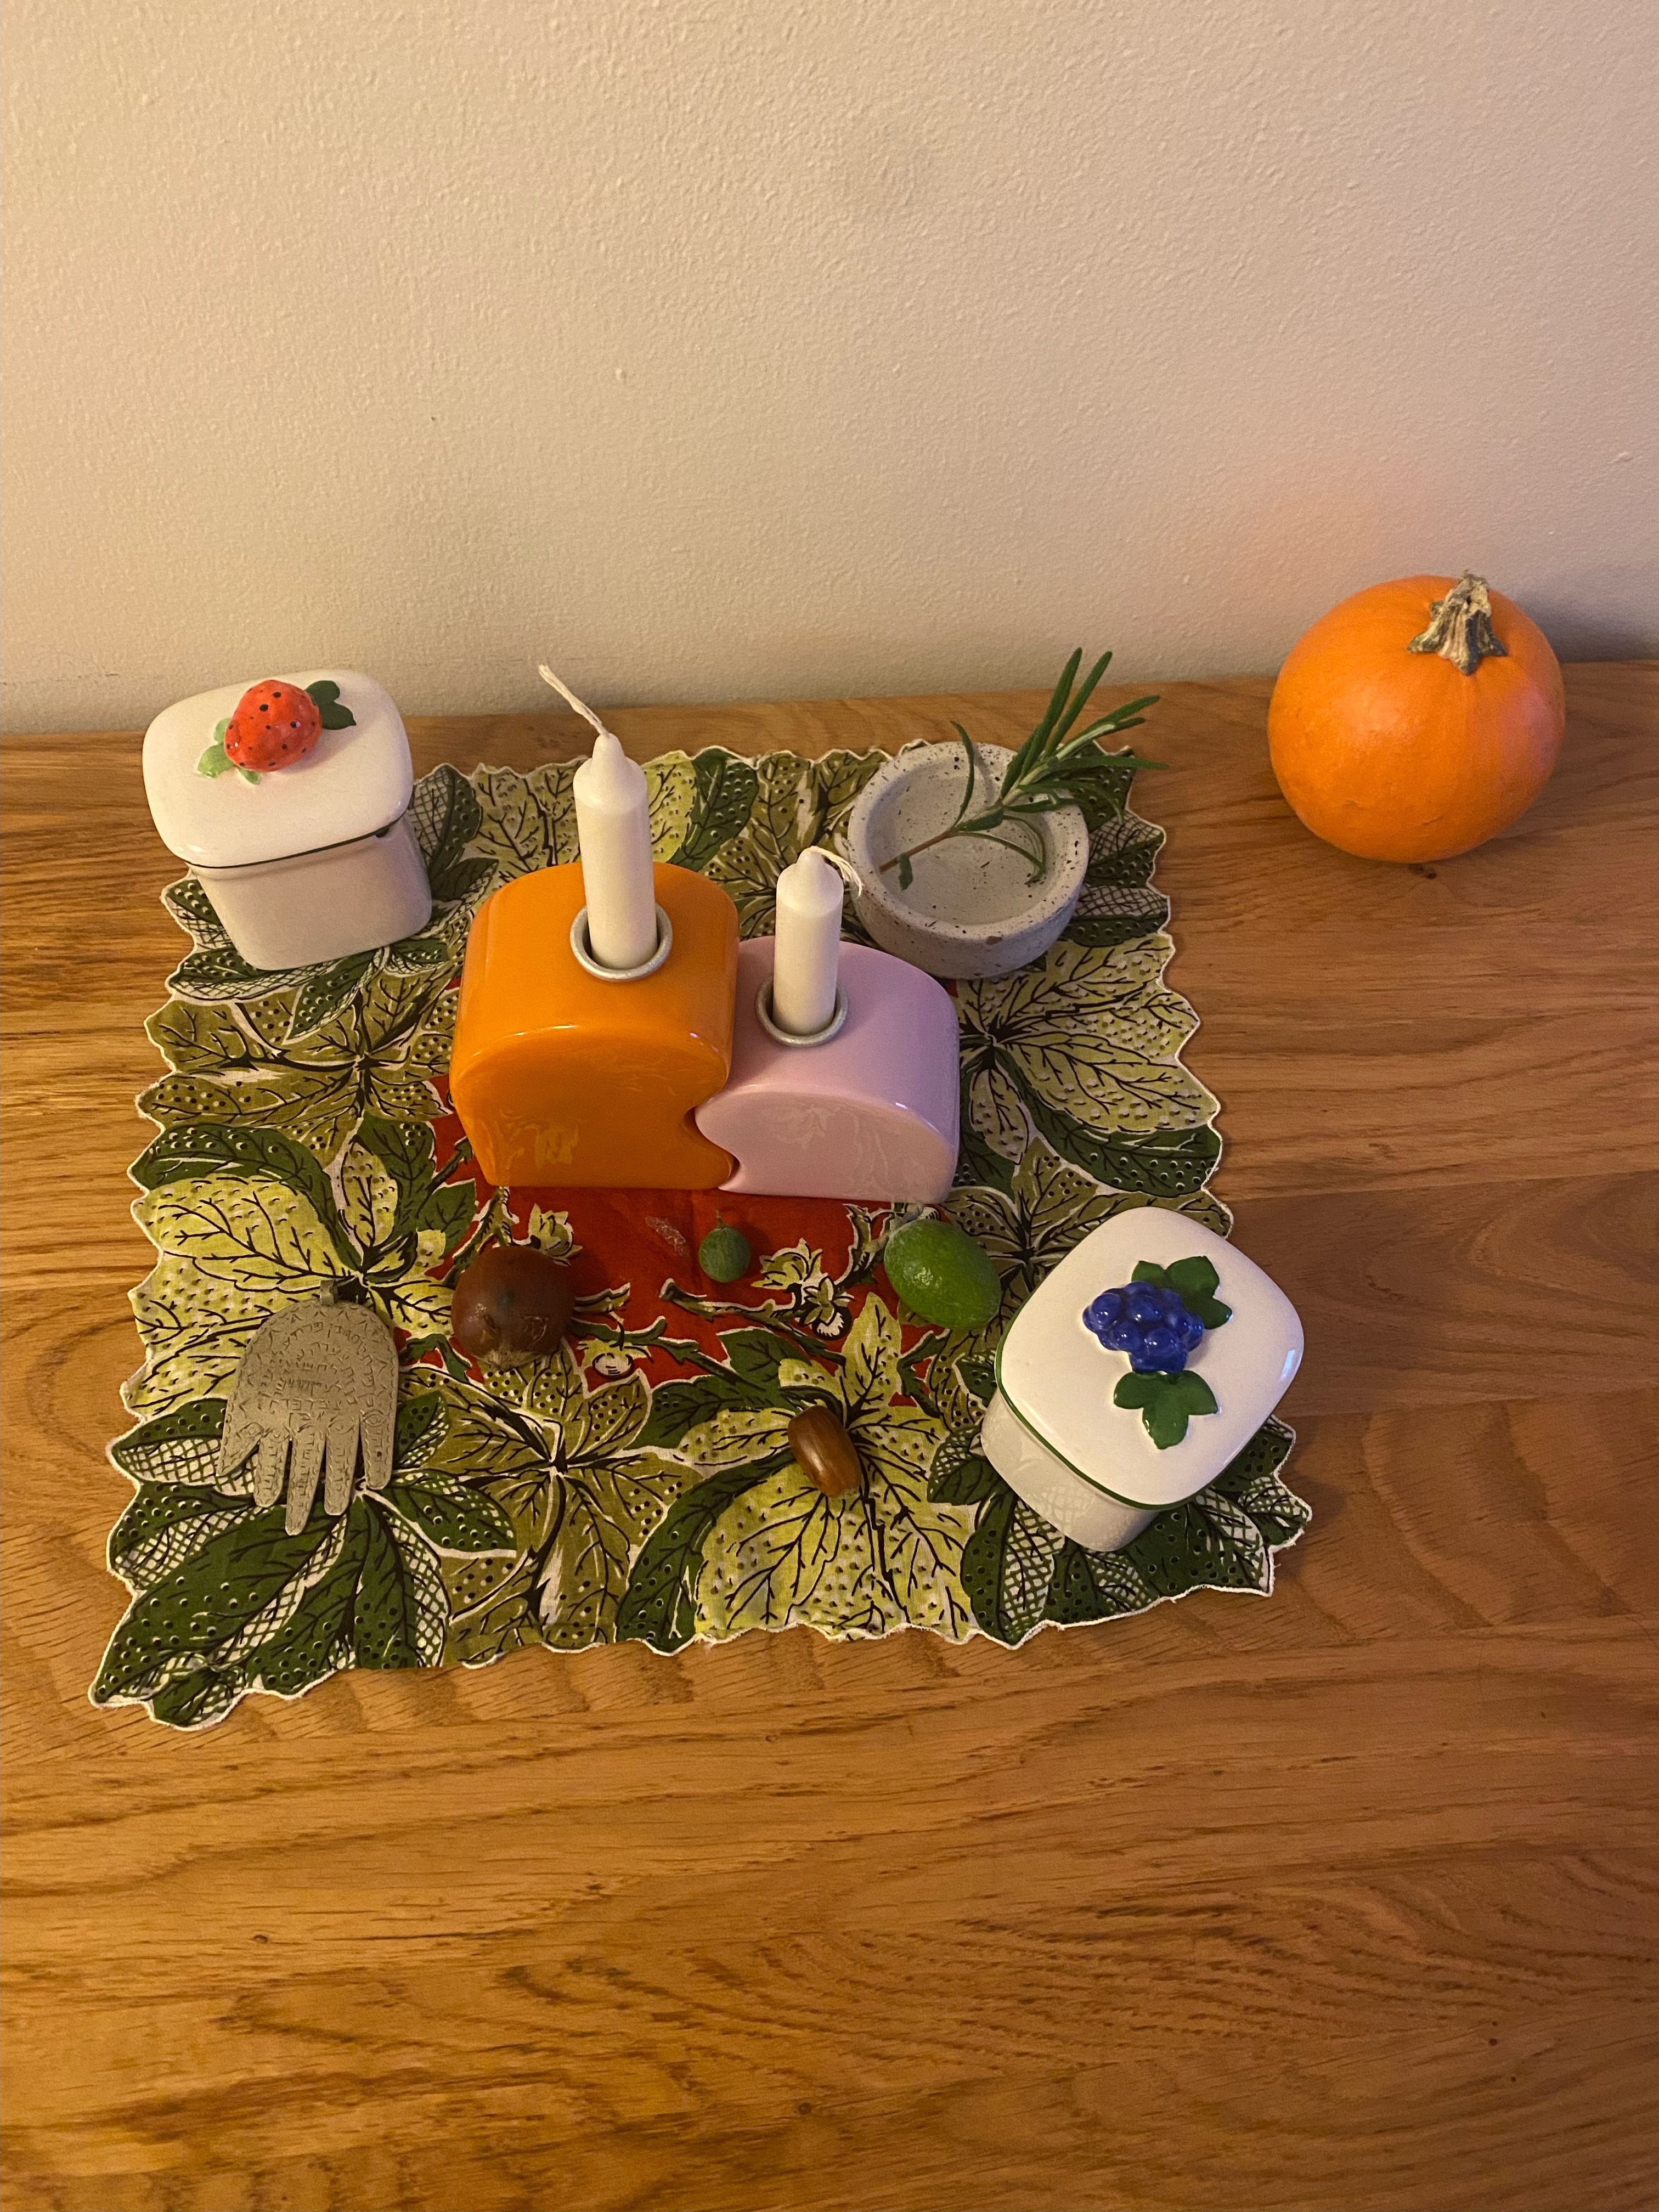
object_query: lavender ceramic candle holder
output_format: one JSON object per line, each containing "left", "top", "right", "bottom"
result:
{"left": 694, "top": 938, "right": 960, "bottom": 1203}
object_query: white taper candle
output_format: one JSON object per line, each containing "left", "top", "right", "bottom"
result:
{"left": 772, "top": 848, "right": 844, "bottom": 1036}
{"left": 573, "top": 730, "right": 658, "bottom": 972}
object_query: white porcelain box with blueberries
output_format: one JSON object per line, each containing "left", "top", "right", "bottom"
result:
{"left": 981, "top": 1210, "right": 1304, "bottom": 1552}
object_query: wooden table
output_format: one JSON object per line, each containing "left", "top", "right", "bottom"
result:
{"left": 3, "top": 669, "right": 1656, "bottom": 2212}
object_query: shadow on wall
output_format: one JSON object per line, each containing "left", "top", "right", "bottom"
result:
{"left": 1524, "top": 569, "right": 1659, "bottom": 661}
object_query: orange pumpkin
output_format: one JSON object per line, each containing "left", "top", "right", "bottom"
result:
{"left": 1268, "top": 572, "right": 1565, "bottom": 862}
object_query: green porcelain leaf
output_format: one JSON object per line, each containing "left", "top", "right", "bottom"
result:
{"left": 1131, "top": 1254, "right": 1233, "bottom": 1329}
{"left": 303, "top": 679, "right": 356, "bottom": 730}
{"left": 195, "top": 720, "right": 234, "bottom": 778}
{"left": 1113, "top": 1367, "right": 1218, "bottom": 1449}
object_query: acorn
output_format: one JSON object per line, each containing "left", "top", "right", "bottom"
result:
{"left": 788, "top": 1405, "right": 864, "bottom": 1498}
{"left": 698, "top": 1217, "right": 752, "bottom": 1283}
{"left": 452, "top": 1243, "right": 575, "bottom": 1367}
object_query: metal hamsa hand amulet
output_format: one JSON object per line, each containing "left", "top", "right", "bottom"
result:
{"left": 218, "top": 1294, "right": 398, "bottom": 1535}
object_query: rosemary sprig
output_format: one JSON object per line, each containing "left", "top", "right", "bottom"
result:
{"left": 880, "top": 650, "right": 1162, "bottom": 888}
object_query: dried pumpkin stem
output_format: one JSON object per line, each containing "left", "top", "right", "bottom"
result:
{"left": 1408, "top": 572, "right": 1508, "bottom": 676}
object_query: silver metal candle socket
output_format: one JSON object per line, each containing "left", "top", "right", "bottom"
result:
{"left": 755, "top": 978, "right": 849, "bottom": 1047}
{"left": 569, "top": 904, "right": 674, "bottom": 981}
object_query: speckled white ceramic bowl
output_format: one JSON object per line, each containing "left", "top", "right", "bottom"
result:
{"left": 845, "top": 742, "right": 1087, "bottom": 980}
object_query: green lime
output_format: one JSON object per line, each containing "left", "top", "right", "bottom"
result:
{"left": 882, "top": 1218, "right": 1001, "bottom": 1331}
{"left": 698, "top": 1219, "right": 752, "bottom": 1283}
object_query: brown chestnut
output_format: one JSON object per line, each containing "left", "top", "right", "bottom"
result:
{"left": 452, "top": 1243, "right": 575, "bottom": 1367}
{"left": 787, "top": 1404, "right": 864, "bottom": 1498}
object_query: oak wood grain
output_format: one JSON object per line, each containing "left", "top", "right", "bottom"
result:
{"left": 3, "top": 665, "right": 1657, "bottom": 2212}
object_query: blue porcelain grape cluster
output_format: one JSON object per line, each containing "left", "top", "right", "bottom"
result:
{"left": 1083, "top": 1282, "right": 1206, "bottom": 1374}
{"left": 1082, "top": 1255, "right": 1234, "bottom": 1449}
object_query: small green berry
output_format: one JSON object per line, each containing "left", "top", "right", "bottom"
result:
{"left": 698, "top": 1218, "right": 752, "bottom": 1282}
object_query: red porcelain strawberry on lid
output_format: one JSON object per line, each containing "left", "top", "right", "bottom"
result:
{"left": 226, "top": 679, "right": 320, "bottom": 770}
{"left": 195, "top": 677, "right": 355, "bottom": 783}
{"left": 143, "top": 669, "right": 432, "bottom": 969}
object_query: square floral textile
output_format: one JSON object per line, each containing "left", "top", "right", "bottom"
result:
{"left": 95, "top": 746, "right": 1307, "bottom": 1729}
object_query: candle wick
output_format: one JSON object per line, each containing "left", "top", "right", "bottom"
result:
{"left": 538, "top": 663, "right": 617, "bottom": 746}
{"left": 802, "top": 844, "right": 864, "bottom": 898}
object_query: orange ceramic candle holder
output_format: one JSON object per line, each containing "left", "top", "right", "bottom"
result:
{"left": 450, "top": 862, "right": 740, "bottom": 1188}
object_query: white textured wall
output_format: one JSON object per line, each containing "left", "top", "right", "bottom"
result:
{"left": 4, "top": 0, "right": 1655, "bottom": 733}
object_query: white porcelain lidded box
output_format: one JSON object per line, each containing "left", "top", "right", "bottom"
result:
{"left": 982, "top": 1210, "right": 1302, "bottom": 1553}
{"left": 143, "top": 669, "right": 432, "bottom": 970}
